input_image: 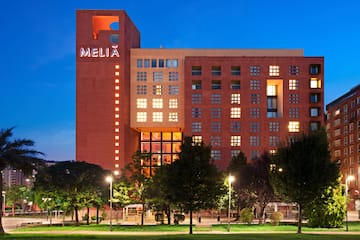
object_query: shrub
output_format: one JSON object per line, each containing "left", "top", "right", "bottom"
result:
{"left": 270, "top": 211, "right": 283, "bottom": 226}
{"left": 174, "top": 214, "right": 185, "bottom": 224}
{"left": 240, "top": 208, "right": 254, "bottom": 224}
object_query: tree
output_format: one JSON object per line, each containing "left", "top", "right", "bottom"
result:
{"left": 270, "top": 129, "right": 339, "bottom": 233}
{"left": 162, "top": 136, "right": 224, "bottom": 234}
{"left": 0, "top": 127, "right": 44, "bottom": 234}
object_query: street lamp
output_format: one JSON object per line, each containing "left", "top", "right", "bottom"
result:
{"left": 106, "top": 176, "right": 113, "bottom": 231}
{"left": 345, "top": 175, "right": 355, "bottom": 232}
{"left": 227, "top": 174, "right": 235, "bottom": 232}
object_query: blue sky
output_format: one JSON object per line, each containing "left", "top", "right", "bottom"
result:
{"left": 0, "top": 0, "right": 359, "bottom": 161}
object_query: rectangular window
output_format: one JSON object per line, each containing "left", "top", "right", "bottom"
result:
{"left": 153, "top": 85, "right": 162, "bottom": 95}
{"left": 250, "top": 80, "right": 260, "bottom": 90}
{"left": 136, "top": 98, "right": 147, "bottom": 108}
{"left": 310, "top": 107, "right": 320, "bottom": 117}
{"left": 158, "top": 59, "right": 164, "bottom": 68}
{"left": 211, "top": 122, "right": 221, "bottom": 132}
{"left": 137, "top": 59, "right": 143, "bottom": 68}
{"left": 250, "top": 108, "right": 260, "bottom": 118}
{"left": 211, "top": 150, "right": 221, "bottom": 161}
{"left": 212, "top": 80, "right": 221, "bottom": 90}
{"left": 230, "top": 107, "right": 241, "bottom": 118}
{"left": 144, "top": 59, "right": 150, "bottom": 68}
{"left": 289, "top": 65, "right": 299, "bottom": 76}
{"left": 250, "top": 122, "right": 260, "bottom": 132}
{"left": 269, "top": 65, "right": 280, "bottom": 76}
{"left": 211, "top": 136, "right": 221, "bottom": 146}
{"left": 251, "top": 94, "right": 260, "bottom": 104}
{"left": 231, "top": 80, "right": 241, "bottom": 90}
{"left": 250, "top": 136, "right": 260, "bottom": 146}
{"left": 152, "top": 98, "right": 163, "bottom": 109}
{"left": 151, "top": 59, "right": 157, "bottom": 68}
{"left": 230, "top": 121, "right": 241, "bottom": 132}
{"left": 192, "top": 108, "right": 202, "bottom": 118}
{"left": 310, "top": 122, "right": 320, "bottom": 131}
{"left": 192, "top": 122, "right": 202, "bottom": 132}
{"left": 192, "top": 80, "right": 202, "bottom": 90}
{"left": 153, "top": 72, "right": 163, "bottom": 82}
{"left": 168, "top": 112, "right": 178, "bottom": 122}
{"left": 310, "top": 93, "right": 321, "bottom": 103}
{"left": 231, "top": 66, "right": 241, "bottom": 76}
{"left": 169, "top": 85, "right": 179, "bottom": 95}
{"left": 231, "top": 94, "right": 241, "bottom": 104}
{"left": 169, "top": 72, "right": 178, "bottom": 81}
{"left": 192, "top": 135, "right": 202, "bottom": 144}
{"left": 289, "top": 79, "right": 299, "bottom": 90}
{"left": 166, "top": 59, "right": 178, "bottom": 68}
{"left": 289, "top": 94, "right": 299, "bottom": 104}
{"left": 136, "top": 85, "right": 147, "bottom": 95}
{"left": 269, "top": 136, "right": 280, "bottom": 147}
{"left": 152, "top": 112, "right": 163, "bottom": 122}
{"left": 230, "top": 136, "right": 241, "bottom": 146}
{"left": 212, "top": 66, "right": 221, "bottom": 76}
{"left": 250, "top": 65, "right": 261, "bottom": 76}
{"left": 289, "top": 108, "right": 299, "bottom": 118}
{"left": 250, "top": 150, "right": 260, "bottom": 160}
{"left": 310, "top": 78, "right": 321, "bottom": 88}
{"left": 269, "top": 122, "right": 280, "bottom": 132}
{"left": 136, "top": 112, "right": 147, "bottom": 122}
{"left": 169, "top": 99, "right": 178, "bottom": 108}
{"left": 211, "top": 108, "right": 221, "bottom": 118}
{"left": 192, "top": 66, "right": 202, "bottom": 76}
{"left": 211, "top": 94, "right": 221, "bottom": 104}
{"left": 231, "top": 150, "right": 241, "bottom": 158}
{"left": 192, "top": 94, "right": 202, "bottom": 104}
{"left": 136, "top": 72, "right": 147, "bottom": 81}
{"left": 288, "top": 121, "right": 300, "bottom": 132}
{"left": 309, "top": 64, "right": 321, "bottom": 75}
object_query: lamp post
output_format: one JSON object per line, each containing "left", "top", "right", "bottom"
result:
{"left": 227, "top": 174, "right": 235, "bottom": 232}
{"left": 106, "top": 176, "right": 113, "bottom": 231}
{"left": 2, "top": 191, "right": 5, "bottom": 216}
{"left": 345, "top": 175, "right": 355, "bottom": 232}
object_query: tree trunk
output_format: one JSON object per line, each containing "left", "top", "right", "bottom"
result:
{"left": 96, "top": 206, "right": 99, "bottom": 224}
{"left": 189, "top": 209, "right": 193, "bottom": 234}
{"left": 141, "top": 203, "right": 145, "bottom": 225}
{"left": 86, "top": 207, "right": 90, "bottom": 225}
{"left": 75, "top": 207, "right": 79, "bottom": 224}
{"left": 297, "top": 204, "right": 302, "bottom": 234}
{"left": 258, "top": 203, "right": 266, "bottom": 224}
{"left": 0, "top": 174, "right": 5, "bottom": 234}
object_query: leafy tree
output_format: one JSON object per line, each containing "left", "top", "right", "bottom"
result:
{"left": 270, "top": 129, "right": 339, "bottom": 233}
{"left": 0, "top": 127, "right": 44, "bottom": 234}
{"left": 162, "top": 136, "right": 224, "bottom": 234}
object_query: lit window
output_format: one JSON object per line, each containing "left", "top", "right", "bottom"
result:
{"left": 152, "top": 98, "right": 163, "bottom": 109}
{"left": 152, "top": 112, "right": 163, "bottom": 122}
{"left": 115, "top": 142, "right": 119, "bottom": 146}
{"left": 115, "top": 65, "right": 120, "bottom": 69}
{"left": 269, "top": 65, "right": 280, "bottom": 76}
{"left": 288, "top": 121, "right": 300, "bottom": 132}
{"left": 115, "top": 156, "right": 119, "bottom": 160}
{"left": 267, "top": 85, "right": 277, "bottom": 96}
{"left": 153, "top": 85, "right": 162, "bottom": 95}
{"left": 230, "top": 136, "right": 241, "bottom": 146}
{"left": 136, "top": 112, "right": 147, "bottom": 122}
{"left": 231, "top": 94, "right": 240, "bottom": 104}
{"left": 115, "top": 72, "right": 119, "bottom": 76}
{"left": 169, "top": 99, "right": 178, "bottom": 108}
{"left": 115, "top": 150, "right": 119, "bottom": 154}
{"left": 115, "top": 114, "right": 119, "bottom": 118}
{"left": 115, "top": 86, "right": 119, "bottom": 90}
{"left": 136, "top": 98, "right": 147, "bottom": 108}
{"left": 115, "top": 100, "right": 119, "bottom": 104}
{"left": 310, "top": 78, "right": 321, "bottom": 88}
{"left": 169, "top": 112, "right": 178, "bottom": 122}
{"left": 115, "top": 136, "right": 119, "bottom": 140}
{"left": 192, "top": 135, "right": 202, "bottom": 144}
{"left": 115, "top": 121, "right": 119, "bottom": 125}
{"left": 289, "top": 79, "right": 299, "bottom": 90}
{"left": 115, "top": 93, "right": 120, "bottom": 97}
{"left": 115, "top": 107, "right": 119, "bottom": 112}
{"left": 231, "top": 107, "right": 241, "bottom": 118}
{"left": 115, "top": 128, "right": 119, "bottom": 132}
{"left": 115, "top": 79, "right": 120, "bottom": 83}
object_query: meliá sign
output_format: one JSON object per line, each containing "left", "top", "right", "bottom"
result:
{"left": 79, "top": 45, "right": 120, "bottom": 58}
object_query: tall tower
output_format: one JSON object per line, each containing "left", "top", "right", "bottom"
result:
{"left": 76, "top": 10, "right": 140, "bottom": 171}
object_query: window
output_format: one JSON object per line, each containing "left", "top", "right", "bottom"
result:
{"left": 211, "top": 108, "right": 221, "bottom": 118}
{"left": 169, "top": 72, "right": 178, "bottom": 81}
{"left": 137, "top": 72, "right": 147, "bottom": 81}
{"left": 153, "top": 72, "right": 163, "bottom": 82}
{"left": 231, "top": 150, "right": 241, "bottom": 157}
{"left": 269, "top": 65, "right": 280, "bottom": 76}
{"left": 269, "top": 136, "right": 280, "bottom": 146}
{"left": 153, "top": 85, "right": 162, "bottom": 95}
{"left": 168, "top": 112, "right": 178, "bottom": 122}
{"left": 289, "top": 108, "right": 299, "bottom": 118}
{"left": 212, "top": 80, "right": 221, "bottom": 90}
{"left": 289, "top": 94, "right": 299, "bottom": 104}
{"left": 192, "top": 80, "right": 202, "bottom": 90}
{"left": 144, "top": 59, "right": 150, "bottom": 68}
{"left": 309, "top": 64, "right": 321, "bottom": 75}
{"left": 211, "top": 150, "right": 221, "bottom": 160}
{"left": 334, "top": 128, "right": 341, "bottom": 137}
{"left": 136, "top": 85, "right": 147, "bottom": 95}
{"left": 250, "top": 150, "right": 260, "bottom": 160}
{"left": 192, "top": 135, "right": 202, "bottom": 144}
{"left": 310, "top": 78, "right": 321, "bottom": 88}
{"left": 231, "top": 80, "right": 241, "bottom": 90}
{"left": 230, "top": 136, "right": 241, "bottom": 146}
{"left": 250, "top": 136, "right": 260, "bottom": 146}
{"left": 250, "top": 94, "right": 260, "bottom": 104}
{"left": 137, "top": 59, "right": 143, "bottom": 68}
{"left": 152, "top": 98, "right": 163, "bottom": 109}
{"left": 192, "top": 122, "right": 202, "bottom": 132}
{"left": 136, "top": 98, "right": 147, "bottom": 108}
{"left": 269, "top": 122, "right": 280, "bottom": 132}
{"left": 231, "top": 94, "right": 241, "bottom": 104}
{"left": 310, "top": 107, "right": 320, "bottom": 117}
{"left": 158, "top": 59, "right": 164, "bottom": 68}
{"left": 211, "top": 94, "right": 221, "bottom": 104}
{"left": 169, "top": 99, "right": 178, "bottom": 108}
{"left": 169, "top": 85, "right": 179, "bottom": 95}
{"left": 166, "top": 59, "right": 178, "bottom": 68}
{"left": 136, "top": 112, "right": 147, "bottom": 122}
{"left": 192, "top": 108, "right": 202, "bottom": 118}
{"left": 310, "top": 93, "right": 321, "bottom": 103}
{"left": 212, "top": 66, "right": 221, "bottom": 76}
{"left": 250, "top": 122, "right": 260, "bottom": 132}
{"left": 250, "top": 65, "right": 261, "bottom": 76}
{"left": 230, "top": 121, "right": 241, "bottom": 132}
{"left": 250, "top": 108, "right": 260, "bottom": 118}
{"left": 289, "top": 79, "right": 299, "bottom": 90}
{"left": 152, "top": 112, "right": 163, "bottom": 122}
{"left": 250, "top": 80, "right": 260, "bottom": 90}
{"left": 192, "top": 94, "right": 202, "bottom": 104}
{"left": 192, "top": 66, "right": 202, "bottom": 76}
{"left": 151, "top": 59, "right": 157, "bottom": 68}
{"left": 211, "top": 136, "right": 221, "bottom": 146}
{"left": 288, "top": 121, "right": 300, "bottom": 132}
{"left": 230, "top": 107, "right": 241, "bottom": 118}
{"left": 211, "top": 122, "right": 221, "bottom": 132}
{"left": 289, "top": 65, "right": 299, "bottom": 76}
{"left": 231, "top": 66, "right": 241, "bottom": 76}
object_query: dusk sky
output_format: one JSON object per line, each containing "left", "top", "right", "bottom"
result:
{"left": 1, "top": 0, "right": 359, "bottom": 161}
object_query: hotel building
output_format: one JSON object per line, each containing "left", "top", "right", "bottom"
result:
{"left": 326, "top": 85, "right": 360, "bottom": 209}
{"left": 76, "top": 10, "right": 324, "bottom": 175}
